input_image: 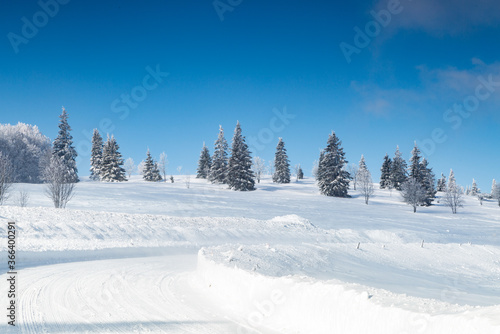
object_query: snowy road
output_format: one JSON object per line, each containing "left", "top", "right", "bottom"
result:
{"left": 1, "top": 252, "right": 273, "bottom": 334}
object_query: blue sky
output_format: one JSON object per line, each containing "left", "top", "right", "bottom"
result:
{"left": 1, "top": 0, "right": 499, "bottom": 190}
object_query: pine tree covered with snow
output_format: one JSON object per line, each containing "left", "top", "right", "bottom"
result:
{"left": 448, "top": 169, "right": 456, "bottom": 188}
{"left": 317, "top": 132, "right": 350, "bottom": 197}
{"left": 297, "top": 166, "right": 304, "bottom": 180}
{"left": 209, "top": 126, "right": 229, "bottom": 184}
{"left": 380, "top": 154, "right": 392, "bottom": 189}
{"left": 409, "top": 143, "right": 423, "bottom": 183}
{"left": 196, "top": 144, "right": 212, "bottom": 179}
{"left": 437, "top": 173, "right": 446, "bottom": 192}
{"left": 89, "top": 129, "right": 103, "bottom": 181}
{"left": 227, "top": 122, "right": 255, "bottom": 191}
{"left": 491, "top": 179, "right": 496, "bottom": 195}
{"left": 471, "top": 179, "right": 480, "bottom": 196}
{"left": 143, "top": 149, "right": 162, "bottom": 182}
{"left": 390, "top": 146, "right": 407, "bottom": 190}
{"left": 52, "top": 107, "right": 78, "bottom": 182}
{"left": 100, "top": 135, "right": 127, "bottom": 182}
{"left": 420, "top": 158, "right": 436, "bottom": 206}
{"left": 272, "top": 138, "right": 291, "bottom": 184}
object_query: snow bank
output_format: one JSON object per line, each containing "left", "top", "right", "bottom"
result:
{"left": 197, "top": 248, "right": 500, "bottom": 334}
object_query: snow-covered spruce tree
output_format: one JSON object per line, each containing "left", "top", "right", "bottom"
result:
{"left": 492, "top": 179, "right": 497, "bottom": 196}
{"left": 407, "top": 144, "right": 435, "bottom": 206}
{"left": 400, "top": 177, "right": 426, "bottom": 213}
{"left": 297, "top": 166, "right": 304, "bottom": 180}
{"left": 227, "top": 121, "right": 255, "bottom": 191}
{"left": 273, "top": 138, "right": 291, "bottom": 184}
{"left": 380, "top": 154, "right": 392, "bottom": 189}
{"left": 390, "top": 146, "right": 407, "bottom": 190}
{"left": 437, "top": 173, "right": 446, "bottom": 192}
{"left": 356, "top": 155, "right": 374, "bottom": 204}
{"left": 52, "top": 107, "right": 78, "bottom": 182}
{"left": 355, "top": 155, "right": 367, "bottom": 190}
{"left": 143, "top": 149, "right": 162, "bottom": 182}
{"left": 471, "top": 179, "right": 480, "bottom": 196}
{"left": 420, "top": 158, "right": 436, "bottom": 206}
{"left": 252, "top": 156, "right": 266, "bottom": 183}
{"left": 209, "top": 125, "right": 229, "bottom": 184}
{"left": 444, "top": 169, "right": 464, "bottom": 214}
{"left": 408, "top": 143, "right": 423, "bottom": 183}
{"left": 152, "top": 162, "right": 162, "bottom": 182}
{"left": 100, "top": 135, "right": 127, "bottom": 182}
{"left": 196, "top": 144, "right": 212, "bottom": 179}
{"left": 89, "top": 129, "right": 103, "bottom": 181}
{"left": 316, "top": 132, "right": 350, "bottom": 197}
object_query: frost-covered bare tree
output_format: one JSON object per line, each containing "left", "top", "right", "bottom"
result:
{"left": 267, "top": 159, "right": 275, "bottom": 176}
{"left": 124, "top": 158, "right": 135, "bottom": 179}
{"left": 400, "top": 177, "right": 426, "bottom": 213}
{"left": 444, "top": 169, "right": 464, "bottom": 214}
{"left": 137, "top": 160, "right": 146, "bottom": 176}
{"left": 492, "top": 183, "right": 500, "bottom": 207}
{"left": 17, "top": 189, "right": 29, "bottom": 207}
{"left": 0, "top": 153, "right": 13, "bottom": 205}
{"left": 159, "top": 152, "right": 168, "bottom": 182}
{"left": 294, "top": 164, "right": 300, "bottom": 182}
{"left": 357, "top": 167, "right": 374, "bottom": 205}
{"left": 0, "top": 123, "right": 51, "bottom": 183}
{"left": 43, "top": 156, "right": 76, "bottom": 209}
{"left": 347, "top": 163, "right": 359, "bottom": 190}
{"left": 252, "top": 157, "right": 265, "bottom": 183}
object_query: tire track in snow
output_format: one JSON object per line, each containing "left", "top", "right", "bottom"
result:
{"left": 1, "top": 252, "right": 275, "bottom": 334}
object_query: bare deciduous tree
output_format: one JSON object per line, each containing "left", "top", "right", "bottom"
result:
{"left": 43, "top": 156, "right": 76, "bottom": 209}
{"left": 252, "top": 157, "right": 265, "bottom": 183}
{"left": 347, "top": 163, "right": 359, "bottom": 190}
{"left": 124, "top": 158, "right": 135, "bottom": 179}
{"left": 17, "top": 189, "right": 29, "bottom": 207}
{"left": 444, "top": 175, "right": 464, "bottom": 214}
{"left": 492, "top": 184, "right": 500, "bottom": 207}
{"left": 0, "top": 154, "right": 13, "bottom": 205}
{"left": 159, "top": 152, "right": 168, "bottom": 182}
{"left": 267, "top": 159, "right": 274, "bottom": 176}
{"left": 357, "top": 168, "right": 374, "bottom": 204}
{"left": 400, "top": 177, "right": 426, "bottom": 213}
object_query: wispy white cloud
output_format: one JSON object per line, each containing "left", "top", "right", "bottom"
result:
{"left": 374, "top": 0, "right": 500, "bottom": 35}
{"left": 353, "top": 59, "right": 500, "bottom": 116}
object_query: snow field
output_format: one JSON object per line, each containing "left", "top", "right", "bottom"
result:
{"left": 0, "top": 176, "right": 499, "bottom": 333}
{"left": 196, "top": 248, "right": 500, "bottom": 334}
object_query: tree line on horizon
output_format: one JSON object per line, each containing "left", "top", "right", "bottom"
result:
{"left": 1, "top": 109, "right": 499, "bottom": 212}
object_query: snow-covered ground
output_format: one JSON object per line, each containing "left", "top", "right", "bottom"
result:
{"left": 0, "top": 176, "right": 499, "bottom": 333}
